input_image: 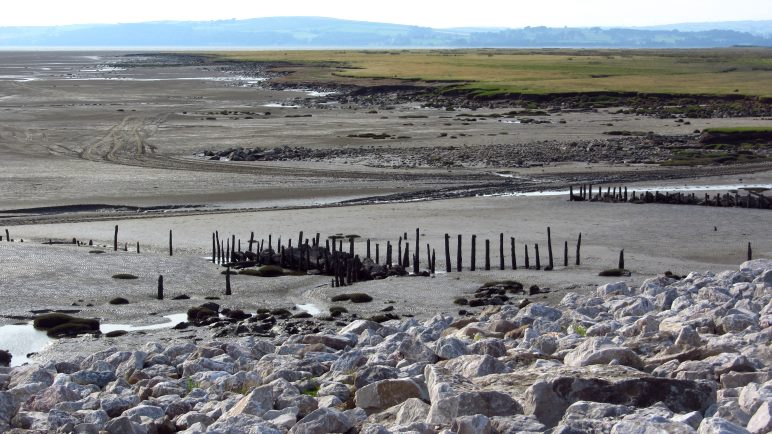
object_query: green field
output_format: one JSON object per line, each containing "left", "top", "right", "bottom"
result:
{"left": 212, "top": 48, "right": 772, "bottom": 97}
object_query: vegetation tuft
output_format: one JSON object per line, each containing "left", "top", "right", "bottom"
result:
{"left": 111, "top": 273, "right": 138, "bottom": 280}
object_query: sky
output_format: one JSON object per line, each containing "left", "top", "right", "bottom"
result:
{"left": 1, "top": 0, "right": 770, "bottom": 28}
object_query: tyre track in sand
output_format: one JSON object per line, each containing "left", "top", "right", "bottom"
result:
{"left": 74, "top": 114, "right": 498, "bottom": 185}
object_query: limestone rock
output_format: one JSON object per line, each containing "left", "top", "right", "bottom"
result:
{"left": 355, "top": 379, "right": 426, "bottom": 412}
{"left": 563, "top": 337, "right": 643, "bottom": 369}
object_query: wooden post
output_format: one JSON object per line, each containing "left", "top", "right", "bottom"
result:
{"left": 137, "top": 242, "right": 140, "bottom": 254}
{"left": 124, "top": 243, "right": 127, "bottom": 252}
{"left": 249, "top": 231, "right": 255, "bottom": 253}
{"left": 569, "top": 185, "right": 574, "bottom": 201}
{"left": 113, "top": 225, "right": 118, "bottom": 251}
{"left": 445, "top": 234, "right": 451, "bottom": 272}
{"left": 367, "top": 239, "right": 371, "bottom": 259}
{"left": 426, "top": 244, "right": 431, "bottom": 272}
{"left": 231, "top": 235, "right": 236, "bottom": 262}
{"left": 511, "top": 237, "right": 516, "bottom": 270}
{"left": 398, "top": 237, "right": 403, "bottom": 267}
{"left": 315, "top": 233, "right": 320, "bottom": 247}
{"left": 298, "top": 231, "right": 303, "bottom": 251}
{"left": 169, "top": 230, "right": 173, "bottom": 256}
{"left": 238, "top": 239, "right": 241, "bottom": 253}
{"left": 624, "top": 187, "right": 628, "bottom": 202}
{"left": 212, "top": 233, "right": 216, "bottom": 263}
{"left": 618, "top": 249, "right": 625, "bottom": 270}
{"left": 547, "top": 227, "right": 554, "bottom": 270}
{"left": 386, "top": 241, "right": 392, "bottom": 267}
{"left": 157, "top": 275, "right": 164, "bottom": 300}
{"left": 404, "top": 242, "right": 410, "bottom": 269}
{"left": 563, "top": 241, "right": 568, "bottom": 267}
{"left": 457, "top": 235, "right": 462, "bottom": 272}
{"left": 415, "top": 228, "right": 420, "bottom": 267}
{"left": 225, "top": 267, "right": 232, "bottom": 295}
{"left": 485, "top": 239, "right": 490, "bottom": 270}
{"left": 431, "top": 249, "right": 436, "bottom": 274}
{"left": 215, "top": 231, "right": 220, "bottom": 262}
{"left": 349, "top": 237, "right": 355, "bottom": 256}
{"left": 499, "top": 233, "right": 505, "bottom": 270}
{"left": 576, "top": 233, "right": 582, "bottom": 266}
{"left": 268, "top": 234, "right": 273, "bottom": 251}
{"left": 524, "top": 245, "right": 530, "bottom": 269}
{"left": 376, "top": 243, "right": 380, "bottom": 264}
{"left": 535, "top": 244, "right": 541, "bottom": 270}
{"left": 471, "top": 235, "right": 477, "bottom": 271}
{"left": 747, "top": 242, "right": 752, "bottom": 261}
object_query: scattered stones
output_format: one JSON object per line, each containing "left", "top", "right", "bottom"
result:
{"left": 1, "top": 259, "right": 769, "bottom": 433}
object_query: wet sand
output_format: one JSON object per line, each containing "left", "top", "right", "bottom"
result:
{"left": 1, "top": 51, "right": 770, "bottom": 365}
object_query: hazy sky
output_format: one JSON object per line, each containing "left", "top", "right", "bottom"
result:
{"left": 2, "top": 0, "right": 770, "bottom": 28}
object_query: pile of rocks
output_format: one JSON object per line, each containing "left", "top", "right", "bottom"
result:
{"left": 1, "top": 259, "right": 770, "bottom": 433}
{"left": 197, "top": 134, "right": 694, "bottom": 169}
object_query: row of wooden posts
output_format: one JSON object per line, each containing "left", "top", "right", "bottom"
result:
{"left": 569, "top": 184, "right": 771, "bottom": 209}
{"left": 209, "top": 226, "right": 585, "bottom": 273}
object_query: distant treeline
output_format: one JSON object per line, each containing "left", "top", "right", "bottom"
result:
{"left": 0, "top": 17, "right": 769, "bottom": 48}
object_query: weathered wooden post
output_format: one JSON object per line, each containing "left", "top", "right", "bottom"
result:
{"left": 124, "top": 243, "right": 128, "bottom": 252}
{"left": 547, "top": 227, "right": 554, "bottom": 270}
{"left": 569, "top": 185, "right": 574, "bottom": 201}
{"left": 431, "top": 249, "right": 436, "bottom": 274}
{"left": 226, "top": 239, "right": 231, "bottom": 264}
{"left": 618, "top": 249, "right": 625, "bottom": 270}
{"left": 169, "top": 230, "right": 173, "bottom": 256}
{"left": 511, "top": 237, "right": 517, "bottom": 270}
{"left": 315, "top": 233, "right": 320, "bottom": 247}
{"left": 499, "top": 233, "right": 505, "bottom": 270}
{"left": 624, "top": 187, "right": 628, "bottom": 202}
{"left": 457, "top": 235, "right": 462, "bottom": 272}
{"left": 415, "top": 228, "right": 420, "bottom": 267}
{"left": 524, "top": 245, "right": 530, "bottom": 269}
{"left": 238, "top": 239, "right": 241, "bottom": 253}
{"left": 298, "top": 231, "right": 304, "bottom": 250}
{"left": 225, "top": 267, "right": 232, "bottom": 295}
{"left": 563, "top": 241, "right": 568, "bottom": 267}
{"left": 445, "top": 234, "right": 451, "bottom": 272}
{"left": 249, "top": 231, "right": 255, "bottom": 253}
{"left": 747, "top": 242, "right": 752, "bottom": 261}
{"left": 535, "top": 244, "right": 541, "bottom": 270}
{"left": 426, "top": 244, "right": 431, "bottom": 272}
{"left": 485, "top": 239, "right": 490, "bottom": 270}
{"left": 404, "top": 242, "right": 410, "bottom": 269}
{"left": 398, "top": 237, "right": 403, "bottom": 267}
{"left": 576, "top": 233, "right": 582, "bottom": 266}
{"left": 157, "top": 275, "right": 164, "bottom": 300}
{"left": 349, "top": 237, "right": 354, "bottom": 256}
{"left": 113, "top": 225, "right": 118, "bottom": 251}
{"left": 231, "top": 235, "right": 236, "bottom": 262}
{"left": 387, "top": 241, "right": 392, "bottom": 267}
{"left": 137, "top": 242, "right": 140, "bottom": 254}
{"left": 212, "top": 233, "right": 216, "bottom": 263}
{"left": 471, "top": 235, "right": 477, "bottom": 271}
{"left": 366, "top": 239, "right": 371, "bottom": 259}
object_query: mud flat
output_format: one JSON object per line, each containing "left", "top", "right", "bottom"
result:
{"left": 0, "top": 51, "right": 771, "bottom": 371}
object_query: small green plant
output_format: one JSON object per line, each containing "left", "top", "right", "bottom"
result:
{"left": 575, "top": 325, "right": 587, "bottom": 337}
{"left": 302, "top": 385, "right": 320, "bottom": 397}
{"left": 186, "top": 378, "right": 200, "bottom": 393}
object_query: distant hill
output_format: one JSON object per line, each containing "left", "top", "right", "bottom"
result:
{"left": 0, "top": 16, "right": 769, "bottom": 48}
{"left": 639, "top": 20, "right": 772, "bottom": 37}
